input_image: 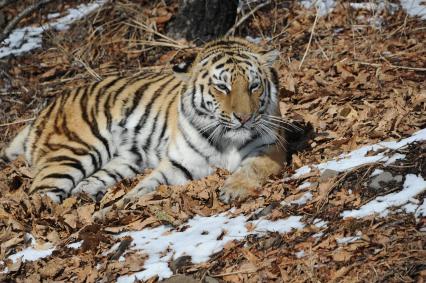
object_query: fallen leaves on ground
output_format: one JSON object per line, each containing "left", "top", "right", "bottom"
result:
{"left": 0, "top": 0, "right": 425, "bottom": 282}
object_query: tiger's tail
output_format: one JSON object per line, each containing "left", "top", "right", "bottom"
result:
{"left": 1, "top": 125, "right": 31, "bottom": 163}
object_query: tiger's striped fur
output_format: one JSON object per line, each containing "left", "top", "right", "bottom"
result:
{"left": 1, "top": 37, "right": 286, "bottom": 208}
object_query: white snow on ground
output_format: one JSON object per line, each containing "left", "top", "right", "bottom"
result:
{"left": 300, "top": 0, "right": 336, "bottom": 17}
{"left": 341, "top": 174, "right": 426, "bottom": 218}
{"left": 295, "top": 250, "right": 305, "bottom": 258}
{"left": 336, "top": 234, "right": 361, "bottom": 245}
{"left": 292, "top": 128, "right": 426, "bottom": 220}
{"left": 9, "top": 246, "right": 55, "bottom": 263}
{"left": 371, "top": 168, "right": 384, "bottom": 177}
{"left": 293, "top": 128, "right": 426, "bottom": 178}
{"left": 66, "top": 241, "right": 83, "bottom": 249}
{"left": 282, "top": 191, "right": 313, "bottom": 206}
{"left": 300, "top": 0, "right": 426, "bottom": 19}
{"left": 350, "top": 1, "right": 399, "bottom": 13}
{"left": 350, "top": 3, "right": 379, "bottom": 11}
{"left": 115, "top": 214, "right": 304, "bottom": 282}
{"left": 384, "top": 153, "right": 406, "bottom": 165}
{"left": 402, "top": 202, "right": 419, "bottom": 213}
{"left": 349, "top": 1, "right": 400, "bottom": 29}
{"left": 245, "top": 36, "right": 272, "bottom": 44}
{"left": 293, "top": 191, "right": 312, "bottom": 205}
{"left": 7, "top": 234, "right": 54, "bottom": 263}
{"left": 400, "top": 0, "right": 426, "bottom": 19}
{"left": 0, "top": 0, "right": 106, "bottom": 58}
{"left": 297, "top": 181, "right": 313, "bottom": 190}
{"left": 415, "top": 201, "right": 426, "bottom": 218}
{"left": 313, "top": 219, "right": 328, "bottom": 228}
{"left": 313, "top": 232, "right": 324, "bottom": 238}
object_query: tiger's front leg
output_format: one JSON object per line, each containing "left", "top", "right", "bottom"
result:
{"left": 219, "top": 145, "right": 286, "bottom": 203}
{"left": 72, "top": 154, "right": 141, "bottom": 201}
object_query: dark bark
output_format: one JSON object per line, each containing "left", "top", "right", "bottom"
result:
{"left": 166, "top": 0, "right": 238, "bottom": 43}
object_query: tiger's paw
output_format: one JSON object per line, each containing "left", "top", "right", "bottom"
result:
{"left": 218, "top": 177, "right": 257, "bottom": 204}
{"left": 93, "top": 205, "right": 113, "bottom": 221}
{"left": 73, "top": 178, "right": 106, "bottom": 199}
{"left": 92, "top": 185, "right": 154, "bottom": 221}
{"left": 92, "top": 197, "right": 127, "bottom": 220}
{"left": 43, "top": 191, "right": 65, "bottom": 203}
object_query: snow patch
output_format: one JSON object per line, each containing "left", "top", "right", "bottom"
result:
{"left": 350, "top": 1, "right": 399, "bottom": 13}
{"left": 415, "top": 200, "right": 426, "bottom": 218}
{"left": 313, "top": 232, "right": 324, "bottom": 238}
{"left": 350, "top": 0, "right": 424, "bottom": 21}
{"left": 336, "top": 236, "right": 361, "bottom": 244}
{"left": 0, "top": 1, "right": 106, "bottom": 58}
{"left": 293, "top": 128, "right": 426, "bottom": 178}
{"left": 402, "top": 202, "right": 418, "bottom": 213}
{"left": 66, "top": 241, "right": 83, "bottom": 249}
{"left": 313, "top": 219, "right": 328, "bottom": 228}
{"left": 291, "top": 192, "right": 313, "bottom": 205}
{"left": 8, "top": 235, "right": 55, "bottom": 264}
{"left": 371, "top": 169, "right": 384, "bottom": 177}
{"left": 341, "top": 174, "right": 426, "bottom": 218}
{"left": 4, "top": 233, "right": 54, "bottom": 264}
{"left": 384, "top": 153, "right": 406, "bottom": 165}
{"left": 400, "top": 0, "right": 426, "bottom": 20}
{"left": 300, "top": 0, "right": 336, "bottom": 17}
{"left": 9, "top": 247, "right": 55, "bottom": 263}
{"left": 350, "top": 1, "right": 399, "bottom": 29}
{"left": 350, "top": 3, "right": 378, "bottom": 10}
{"left": 297, "top": 181, "right": 313, "bottom": 190}
{"left": 245, "top": 36, "right": 271, "bottom": 44}
{"left": 295, "top": 250, "right": 305, "bottom": 258}
{"left": 115, "top": 213, "right": 304, "bottom": 282}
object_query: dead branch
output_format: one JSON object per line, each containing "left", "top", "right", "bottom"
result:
{"left": 353, "top": 61, "right": 426, "bottom": 72}
{"left": 0, "top": 0, "right": 55, "bottom": 43}
{"left": 0, "top": 117, "right": 35, "bottom": 127}
{"left": 298, "top": 10, "right": 319, "bottom": 70}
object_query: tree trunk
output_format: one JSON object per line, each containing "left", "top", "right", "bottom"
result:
{"left": 167, "top": 0, "right": 238, "bottom": 43}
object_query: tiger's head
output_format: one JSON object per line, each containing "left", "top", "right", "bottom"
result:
{"left": 176, "top": 38, "right": 281, "bottom": 145}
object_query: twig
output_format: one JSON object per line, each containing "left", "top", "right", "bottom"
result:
{"left": 225, "top": 1, "right": 270, "bottom": 36}
{"left": 352, "top": 61, "right": 426, "bottom": 72}
{"left": 315, "top": 38, "right": 329, "bottom": 61}
{"left": 211, "top": 268, "right": 259, "bottom": 277}
{"left": 268, "top": 14, "right": 303, "bottom": 42}
{"left": 128, "top": 20, "right": 185, "bottom": 47}
{"left": 298, "top": 10, "right": 319, "bottom": 70}
{"left": 43, "top": 30, "right": 102, "bottom": 82}
{"left": 74, "top": 57, "right": 103, "bottom": 81}
{"left": 0, "top": 117, "right": 36, "bottom": 127}
{"left": 0, "top": 0, "right": 55, "bottom": 43}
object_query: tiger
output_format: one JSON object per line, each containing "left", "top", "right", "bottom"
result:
{"left": 1, "top": 37, "right": 287, "bottom": 215}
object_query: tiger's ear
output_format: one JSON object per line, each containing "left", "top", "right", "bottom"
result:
{"left": 173, "top": 57, "right": 195, "bottom": 82}
{"left": 260, "top": 49, "right": 280, "bottom": 67}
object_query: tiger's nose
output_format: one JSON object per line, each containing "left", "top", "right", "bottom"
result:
{"left": 234, "top": 113, "right": 252, "bottom": 124}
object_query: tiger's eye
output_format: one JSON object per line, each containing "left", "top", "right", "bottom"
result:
{"left": 250, "top": 82, "right": 260, "bottom": 92}
{"left": 216, "top": 84, "right": 228, "bottom": 92}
